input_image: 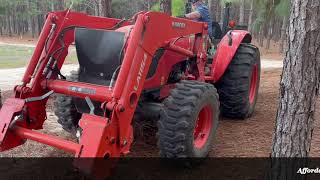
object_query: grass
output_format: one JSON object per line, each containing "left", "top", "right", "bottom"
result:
{"left": 0, "top": 45, "right": 34, "bottom": 57}
{"left": 0, "top": 45, "right": 78, "bottom": 69}
{"left": 0, "top": 60, "right": 29, "bottom": 69}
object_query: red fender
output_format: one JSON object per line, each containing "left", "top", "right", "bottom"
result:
{"left": 211, "top": 30, "right": 252, "bottom": 82}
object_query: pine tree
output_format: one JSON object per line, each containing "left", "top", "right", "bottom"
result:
{"left": 270, "top": 0, "right": 320, "bottom": 178}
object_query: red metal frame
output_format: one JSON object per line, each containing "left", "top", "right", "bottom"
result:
{"left": 144, "top": 37, "right": 192, "bottom": 89}
{"left": 42, "top": 79, "right": 113, "bottom": 102}
{"left": 249, "top": 64, "right": 258, "bottom": 104}
{"left": 211, "top": 30, "right": 252, "bottom": 82}
{"left": 0, "top": 9, "right": 251, "bottom": 176}
{"left": 0, "top": 10, "right": 208, "bottom": 174}
{"left": 193, "top": 105, "right": 213, "bottom": 149}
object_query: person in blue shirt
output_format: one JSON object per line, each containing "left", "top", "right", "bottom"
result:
{"left": 185, "top": 0, "right": 213, "bottom": 38}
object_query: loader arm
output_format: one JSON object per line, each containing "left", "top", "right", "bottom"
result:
{"left": 0, "top": 10, "right": 209, "bottom": 175}
{"left": 113, "top": 12, "right": 209, "bottom": 153}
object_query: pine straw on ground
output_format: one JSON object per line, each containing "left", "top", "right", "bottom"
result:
{"left": 1, "top": 69, "right": 320, "bottom": 158}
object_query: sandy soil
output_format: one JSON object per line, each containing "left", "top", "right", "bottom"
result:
{"left": 0, "top": 36, "right": 37, "bottom": 46}
{"left": 0, "top": 38, "right": 314, "bottom": 158}
{"left": 252, "top": 40, "right": 285, "bottom": 61}
{"left": 129, "top": 69, "right": 320, "bottom": 158}
{"left": 2, "top": 68, "right": 319, "bottom": 158}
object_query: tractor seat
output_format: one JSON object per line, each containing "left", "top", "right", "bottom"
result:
{"left": 75, "top": 28, "right": 126, "bottom": 86}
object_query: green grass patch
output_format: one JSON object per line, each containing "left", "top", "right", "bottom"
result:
{"left": 0, "top": 45, "right": 34, "bottom": 57}
{"left": 0, "top": 60, "right": 29, "bottom": 69}
{"left": 0, "top": 45, "right": 79, "bottom": 69}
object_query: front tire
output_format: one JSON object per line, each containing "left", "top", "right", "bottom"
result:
{"left": 216, "top": 43, "right": 261, "bottom": 119}
{"left": 54, "top": 71, "right": 81, "bottom": 134}
{"left": 158, "top": 81, "right": 220, "bottom": 158}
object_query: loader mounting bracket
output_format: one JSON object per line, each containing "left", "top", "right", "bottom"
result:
{"left": 0, "top": 98, "right": 25, "bottom": 150}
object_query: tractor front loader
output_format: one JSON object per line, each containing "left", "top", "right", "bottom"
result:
{"left": 0, "top": 9, "right": 260, "bottom": 176}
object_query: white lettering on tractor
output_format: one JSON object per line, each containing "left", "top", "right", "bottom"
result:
{"left": 134, "top": 53, "right": 148, "bottom": 91}
{"left": 172, "top": 22, "right": 186, "bottom": 29}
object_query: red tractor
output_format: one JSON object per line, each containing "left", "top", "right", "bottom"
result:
{"left": 0, "top": 9, "right": 260, "bottom": 174}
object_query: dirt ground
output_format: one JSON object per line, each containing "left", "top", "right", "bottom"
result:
{"left": 0, "top": 36, "right": 37, "bottom": 46}
{"left": 0, "top": 36, "right": 314, "bottom": 158}
{"left": 2, "top": 68, "right": 318, "bottom": 158}
{"left": 252, "top": 40, "right": 285, "bottom": 60}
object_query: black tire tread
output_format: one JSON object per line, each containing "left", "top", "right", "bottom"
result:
{"left": 54, "top": 71, "right": 81, "bottom": 133}
{"left": 216, "top": 43, "right": 260, "bottom": 119}
{"left": 158, "top": 80, "right": 219, "bottom": 158}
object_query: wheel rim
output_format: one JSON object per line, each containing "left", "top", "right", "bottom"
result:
{"left": 249, "top": 64, "right": 258, "bottom": 104}
{"left": 193, "top": 105, "right": 213, "bottom": 149}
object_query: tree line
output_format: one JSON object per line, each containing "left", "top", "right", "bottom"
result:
{"left": 0, "top": 0, "right": 290, "bottom": 51}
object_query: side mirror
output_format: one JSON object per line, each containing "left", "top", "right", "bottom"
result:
{"left": 229, "top": 20, "right": 236, "bottom": 29}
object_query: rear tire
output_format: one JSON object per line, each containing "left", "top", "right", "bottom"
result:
{"left": 54, "top": 71, "right": 81, "bottom": 134}
{"left": 216, "top": 43, "right": 261, "bottom": 119}
{"left": 158, "top": 80, "right": 219, "bottom": 158}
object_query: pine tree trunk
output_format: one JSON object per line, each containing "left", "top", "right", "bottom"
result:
{"left": 160, "top": 0, "right": 172, "bottom": 15}
{"left": 147, "top": 0, "right": 151, "bottom": 10}
{"left": 36, "top": 0, "right": 41, "bottom": 35}
{"left": 0, "top": 17, "right": 3, "bottom": 36}
{"left": 248, "top": 0, "right": 254, "bottom": 32}
{"left": 216, "top": 2, "right": 221, "bottom": 23}
{"left": 208, "top": 0, "right": 213, "bottom": 21}
{"left": 25, "top": 20, "right": 28, "bottom": 34}
{"left": 7, "top": 15, "right": 12, "bottom": 37}
{"left": 231, "top": 3, "right": 239, "bottom": 24}
{"left": 18, "top": 21, "right": 22, "bottom": 37}
{"left": 105, "top": 0, "right": 112, "bottom": 17}
{"left": 56, "top": 0, "right": 65, "bottom": 10}
{"left": 258, "top": 28, "right": 264, "bottom": 47}
{"left": 99, "top": 0, "right": 112, "bottom": 17}
{"left": 273, "top": 18, "right": 281, "bottom": 41}
{"left": 95, "top": 2, "right": 99, "bottom": 16}
{"left": 220, "top": 4, "right": 224, "bottom": 26}
{"left": 31, "top": 18, "right": 36, "bottom": 38}
{"left": 239, "top": 0, "right": 245, "bottom": 25}
{"left": 269, "top": 0, "right": 320, "bottom": 179}
{"left": 266, "top": 16, "right": 274, "bottom": 49}
{"left": 99, "top": 0, "right": 104, "bottom": 16}
{"left": 279, "top": 16, "right": 287, "bottom": 53}
{"left": 133, "top": 0, "right": 140, "bottom": 13}
{"left": 3, "top": 16, "right": 6, "bottom": 35}
{"left": 37, "top": 15, "right": 42, "bottom": 36}
{"left": 27, "top": 0, "right": 32, "bottom": 37}
{"left": 51, "top": 2, "right": 55, "bottom": 11}
{"left": 13, "top": 13, "right": 17, "bottom": 34}
{"left": 208, "top": 0, "right": 218, "bottom": 22}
